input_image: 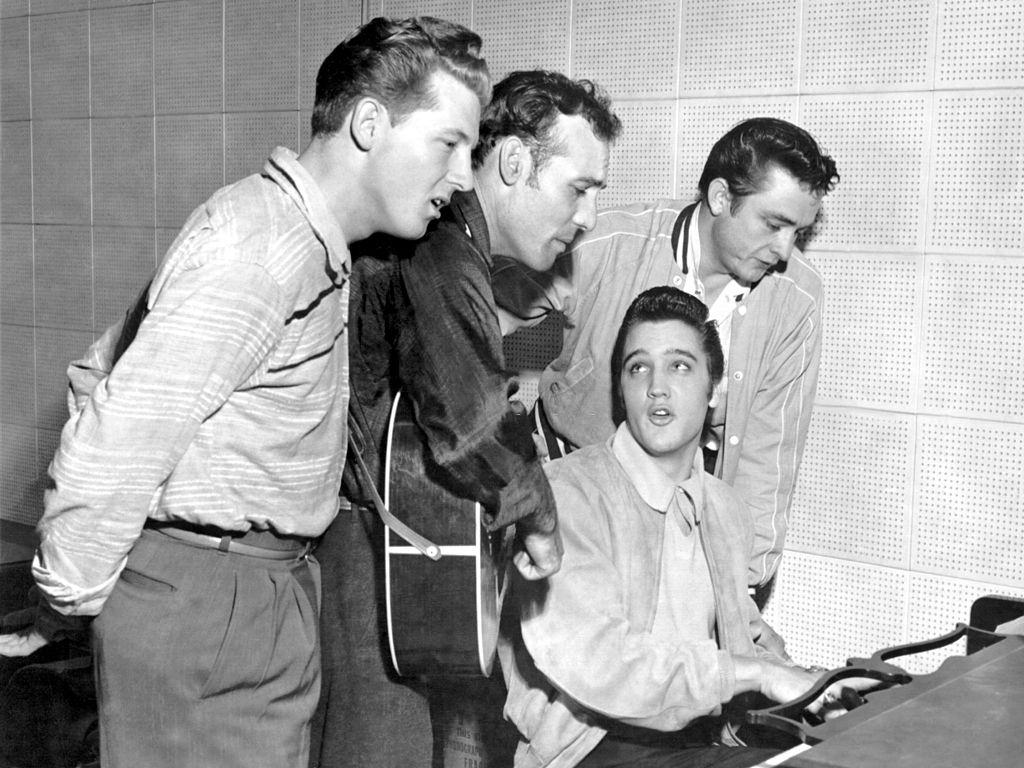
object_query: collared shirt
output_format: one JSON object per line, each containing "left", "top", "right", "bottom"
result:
{"left": 611, "top": 425, "right": 715, "bottom": 648}
{"left": 34, "top": 147, "right": 351, "bottom": 617}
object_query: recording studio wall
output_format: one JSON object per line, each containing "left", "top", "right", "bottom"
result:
{"left": 2, "top": 0, "right": 1023, "bottom": 669}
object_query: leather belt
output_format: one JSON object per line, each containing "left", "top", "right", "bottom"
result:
{"left": 144, "top": 520, "right": 312, "bottom": 561}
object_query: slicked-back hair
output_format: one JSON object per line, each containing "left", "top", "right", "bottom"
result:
{"left": 697, "top": 117, "right": 839, "bottom": 210}
{"left": 311, "top": 16, "right": 490, "bottom": 137}
{"left": 472, "top": 70, "right": 622, "bottom": 177}
{"left": 610, "top": 287, "right": 725, "bottom": 425}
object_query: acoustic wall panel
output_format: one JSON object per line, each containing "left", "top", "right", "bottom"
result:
{"left": 572, "top": 0, "right": 679, "bottom": 99}
{"left": 154, "top": 114, "right": 224, "bottom": 229}
{"left": 225, "top": 0, "right": 299, "bottom": 113}
{"left": 93, "top": 226, "right": 156, "bottom": 332}
{"left": 0, "top": 324, "right": 35, "bottom": 427}
{"left": 225, "top": 112, "right": 300, "bottom": 185}
{"left": 503, "top": 314, "right": 563, "bottom": 373}
{"left": 383, "top": 0, "right": 471, "bottom": 27}
{"left": 921, "top": 256, "right": 1024, "bottom": 420}
{"left": 0, "top": 2, "right": 28, "bottom": 19}
{"left": 937, "top": 0, "right": 1024, "bottom": 89}
{"left": 902, "top": 573, "right": 1024, "bottom": 675}
{"left": 802, "top": 0, "right": 935, "bottom": 93}
{"left": 928, "top": 91, "right": 1024, "bottom": 255}
{"left": 93, "top": 117, "right": 155, "bottom": 227}
{"left": 0, "top": 224, "right": 33, "bottom": 325}
{"left": 298, "top": 0, "right": 362, "bottom": 112}
{"left": 814, "top": 252, "right": 920, "bottom": 410}
{"left": 0, "top": 120, "right": 32, "bottom": 224}
{"left": 90, "top": 4, "right": 154, "bottom": 119}
{"left": 1, "top": 15, "right": 30, "bottom": 121}
{"left": 0, "top": 423, "right": 39, "bottom": 526}
{"left": 675, "top": 98, "right": 796, "bottom": 201}
{"left": 679, "top": 0, "right": 799, "bottom": 96}
{"left": 474, "top": 0, "right": 570, "bottom": 81}
{"left": 34, "top": 225, "right": 92, "bottom": 333}
{"left": 789, "top": 407, "right": 914, "bottom": 568}
{"left": 29, "top": 10, "right": 89, "bottom": 119}
{"left": 913, "top": 417, "right": 1024, "bottom": 587}
{"left": 34, "top": 327, "right": 94, "bottom": 433}
{"left": 33, "top": 119, "right": 91, "bottom": 226}
{"left": 512, "top": 373, "right": 539, "bottom": 413}
{"left": 765, "top": 552, "right": 908, "bottom": 669}
{"left": 601, "top": 100, "right": 675, "bottom": 209}
{"left": 154, "top": 0, "right": 223, "bottom": 115}
{"left": 800, "top": 94, "right": 930, "bottom": 252}
{"left": 33, "top": 0, "right": 87, "bottom": 13}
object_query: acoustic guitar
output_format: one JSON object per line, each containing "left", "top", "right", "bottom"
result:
{"left": 383, "top": 391, "right": 511, "bottom": 678}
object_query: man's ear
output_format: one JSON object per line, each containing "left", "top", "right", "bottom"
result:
{"left": 349, "top": 97, "right": 387, "bottom": 151}
{"left": 497, "top": 136, "right": 527, "bottom": 186}
{"left": 708, "top": 390, "right": 720, "bottom": 409}
{"left": 706, "top": 177, "right": 732, "bottom": 217}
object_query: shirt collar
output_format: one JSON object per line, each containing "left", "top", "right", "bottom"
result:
{"left": 611, "top": 422, "right": 705, "bottom": 526}
{"left": 264, "top": 146, "right": 350, "bottom": 282}
{"left": 446, "top": 189, "right": 492, "bottom": 264}
{"left": 683, "top": 201, "right": 750, "bottom": 314}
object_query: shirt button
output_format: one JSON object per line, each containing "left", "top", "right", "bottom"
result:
{"left": 738, "top": 305, "right": 747, "bottom": 316}
{"left": 729, "top": 435, "right": 740, "bottom": 446}
{"left": 733, "top": 371, "right": 743, "bottom": 381}
{"left": 672, "top": 275, "right": 682, "bottom": 286}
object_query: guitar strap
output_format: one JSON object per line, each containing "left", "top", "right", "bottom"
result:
{"left": 345, "top": 411, "right": 441, "bottom": 561}
{"left": 114, "top": 279, "right": 440, "bottom": 560}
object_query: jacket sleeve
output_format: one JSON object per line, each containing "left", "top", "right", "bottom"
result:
{"left": 518, "top": 469, "right": 737, "bottom": 730}
{"left": 397, "top": 231, "right": 556, "bottom": 532}
{"left": 728, "top": 290, "right": 822, "bottom": 586}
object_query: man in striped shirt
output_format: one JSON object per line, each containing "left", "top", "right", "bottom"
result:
{"left": 0, "top": 17, "right": 489, "bottom": 768}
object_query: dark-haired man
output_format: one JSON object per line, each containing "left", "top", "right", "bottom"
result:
{"left": 313, "top": 69, "right": 622, "bottom": 767}
{"left": 0, "top": 16, "right": 488, "bottom": 768}
{"left": 501, "top": 287, "right": 866, "bottom": 768}
{"left": 494, "top": 117, "right": 839, "bottom": 602}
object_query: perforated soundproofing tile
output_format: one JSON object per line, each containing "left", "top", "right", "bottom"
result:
{"left": 0, "top": 224, "right": 33, "bottom": 324}
{"left": 0, "top": 323, "right": 35, "bottom": 427}
{"left": 1, "top": 120, "right": 32, "bottom": 223}
{"left": 572, "top": 0, "right": 678, "bottom": 99}
{"left": 93, "top": 117, "right": 155, "bottom": 227}
{"left": 927, "top": 92, "right": 1024, "bottom": 254}
{"left": 474, "top": 0, "right": 569, "bottom": 80}
{"left": 35, "top": 327, "right": 95, "bottom": 432}
{"left": 33, "top": 119, "right": 91, "bottom": 225}
{"left": 503, "top": 313, "right": 564, "bottom": 373}
{"left": 0, "top": 1, "right": 29, "bottom": 19}
{"left": 937, "top": 0, "right": 1024, "bottom": 88}
{"left": 601, "top": 100, "right": 675, "bottom": 208}
{"left": 789, "top": 407, "right": 913, "bottom": 568}
{"left": 799, "top": 95, "right": 929, "bottom": 252}
{"left": 675, "top": 99, "right": 796, "bottom": 201}
{"left": 91, "top": 4, "right": 154, "bottom": 118}
{"left": 1, "top": 15, "right": 30, "bottom": 120}
{"left": 802, "top": 0, "right": 935, "bottom": 93}
{"left": 921, "top": 256, "right": 1024, "bottom": 420}
{"left": 382, "top": 0, "right": 470, "bottom": 27}
{"left": 154, "top": 114, "right": 224, "bottom": 228}
{"left": 29, "top": 10, "right": 89, "bottom": 119}
{"left": 814, "top": 252, "right": 920, "bottom": 409}
{"left": 298, "top": 0, "right": 362, "bottom": 111}
{"left": 156, "top": 227, "right": 182, "bottom": 266}
{"left": 901, "top": 573, "right": 1024, "bottom": 675}
{"left": 154, "top": 0, "right": 223, "bottom": 115}
{"left": 225, "top": 0, "right": 299, "bottom": 112}
{"left": 225, "top": 112, "right": 300, "bottom": 184}
{"left": 678, "top": 0, "right": 799, "bottom": 96}
{"left": 511, "top": 373, "right": 540, "bottom": 413}
{"left": 33, "top": 0, "right": 88, "bottom": 12}
{"left": 93, "top": 226, "right": 156, "bottom": 332}
{"left": 763, "top": 552, "right": 908, "bottom": 670}
{"left": 913, "top": 417, "right": 1024, "bottom": 586}
{"left": 34, "top": 225, "right": 93, "bottom": 333}
{"left": 0, "top": 422, "right": 41, "bottom": 526}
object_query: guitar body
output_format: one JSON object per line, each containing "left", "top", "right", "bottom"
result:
{"left": 384, "top": 391, "right": 507, "bottom": 678}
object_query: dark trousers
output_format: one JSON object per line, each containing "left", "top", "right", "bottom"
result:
{"left": 580, "top": 737, "right": 778, "bottom": 768}
{"left": 93, "top": 529, "right": 320, "bottom": 768}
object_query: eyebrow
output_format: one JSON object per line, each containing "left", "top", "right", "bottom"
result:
{"left": 575, "top": 175, "right": 607, "bottom": 190}
{"left": 623, "top": 347, "right": 698, "bottom": 366}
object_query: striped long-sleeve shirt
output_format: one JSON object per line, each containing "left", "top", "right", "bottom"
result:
{"left": 33, "top": 147, "right": 351, "bottom": 618}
